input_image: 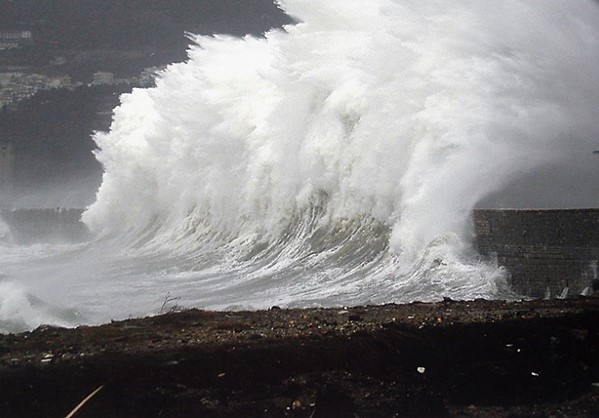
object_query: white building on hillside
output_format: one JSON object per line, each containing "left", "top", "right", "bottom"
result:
{"left": 0, "top": 143, "right": 15, "bottom": 207}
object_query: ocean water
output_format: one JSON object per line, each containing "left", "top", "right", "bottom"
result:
{"left": 1, "top": 0, "right": 599, "bottom": 333}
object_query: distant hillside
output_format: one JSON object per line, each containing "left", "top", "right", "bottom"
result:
{"left": 0, "top": 0, "right": 293, "bottom": 79}
{"left": 0, "top": 84, "right": 127, "bottom": 189}
{"left": 0, "top": 0, "right": 291, "bottom": 49}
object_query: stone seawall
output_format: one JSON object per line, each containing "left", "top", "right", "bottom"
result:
{"left": 473, "top": 209, "right": 599, "bottom": 298}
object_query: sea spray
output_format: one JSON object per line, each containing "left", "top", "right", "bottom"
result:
{"left": 2, "top": 0, "right": 599, "bottom": 331}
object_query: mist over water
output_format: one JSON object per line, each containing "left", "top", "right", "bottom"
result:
{"left": 2, "top": 0, "right": 599, "bottom": 332}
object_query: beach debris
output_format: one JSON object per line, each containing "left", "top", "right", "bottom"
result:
{"left": 64, "top": 385, "right": 104, "bottom": 418}
{"left": 417, "top": 367, "right": 426, "bottom": 374}
{"left": 41, "top": 352, "right": 54, "bottom": 363}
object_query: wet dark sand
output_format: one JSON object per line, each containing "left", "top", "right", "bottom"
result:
{"left": 0, "top": 298, "right": 598, "bottom": 417}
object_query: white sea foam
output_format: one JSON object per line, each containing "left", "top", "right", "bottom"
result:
{"left": 2, "top": 0, "right": 599, "bottom": 332}
{"left": 0, "top": 216, "right": 11, "bottom": 242}
{"left": 0, "top": 281, "right": 82, "bottom": 333}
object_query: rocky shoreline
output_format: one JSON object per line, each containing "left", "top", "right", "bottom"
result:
{"left": 0, "top": 298, "right": 598, "bottom": 417}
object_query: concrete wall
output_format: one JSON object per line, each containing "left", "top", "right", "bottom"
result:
{"left": 0, "top": 143, "right": 14, "bottom": 207}
{"left": 473, "top": 209, "right": 599, "bottom": 298}
{"left": 1, "top": 208, "right": 88, "bottom": 244}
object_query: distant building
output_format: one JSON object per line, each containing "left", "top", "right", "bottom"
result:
{"left": 0, "top": 143, "right": 15, "bottom": 207}
{"left": 0, "top": 31, "right": 33, "bottom": 50}
{"left": 51, "top": 56, "right": 67, "bottom": 66}
{"left": 0, "top": 72, "right": 73, "bottom": 109}
{"left": 92, "top": 71, "right": 114, "bottom": 85}
{"left": 46, "top": 75, "right": 72, "bottom": 89}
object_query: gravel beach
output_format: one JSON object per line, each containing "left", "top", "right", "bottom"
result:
{"left": 1, "top": 298, "right": 598, "bottom": 417}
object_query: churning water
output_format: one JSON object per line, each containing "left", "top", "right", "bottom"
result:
{"left": 1, "top": 0, "right": 599, "bottom": 333}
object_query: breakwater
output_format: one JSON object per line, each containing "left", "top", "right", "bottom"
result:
{"left": 473, "top": 209, "right": 599, "bottom": 298}
{"left": 0, "top": 208, "right": 88, "bottom": 244}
